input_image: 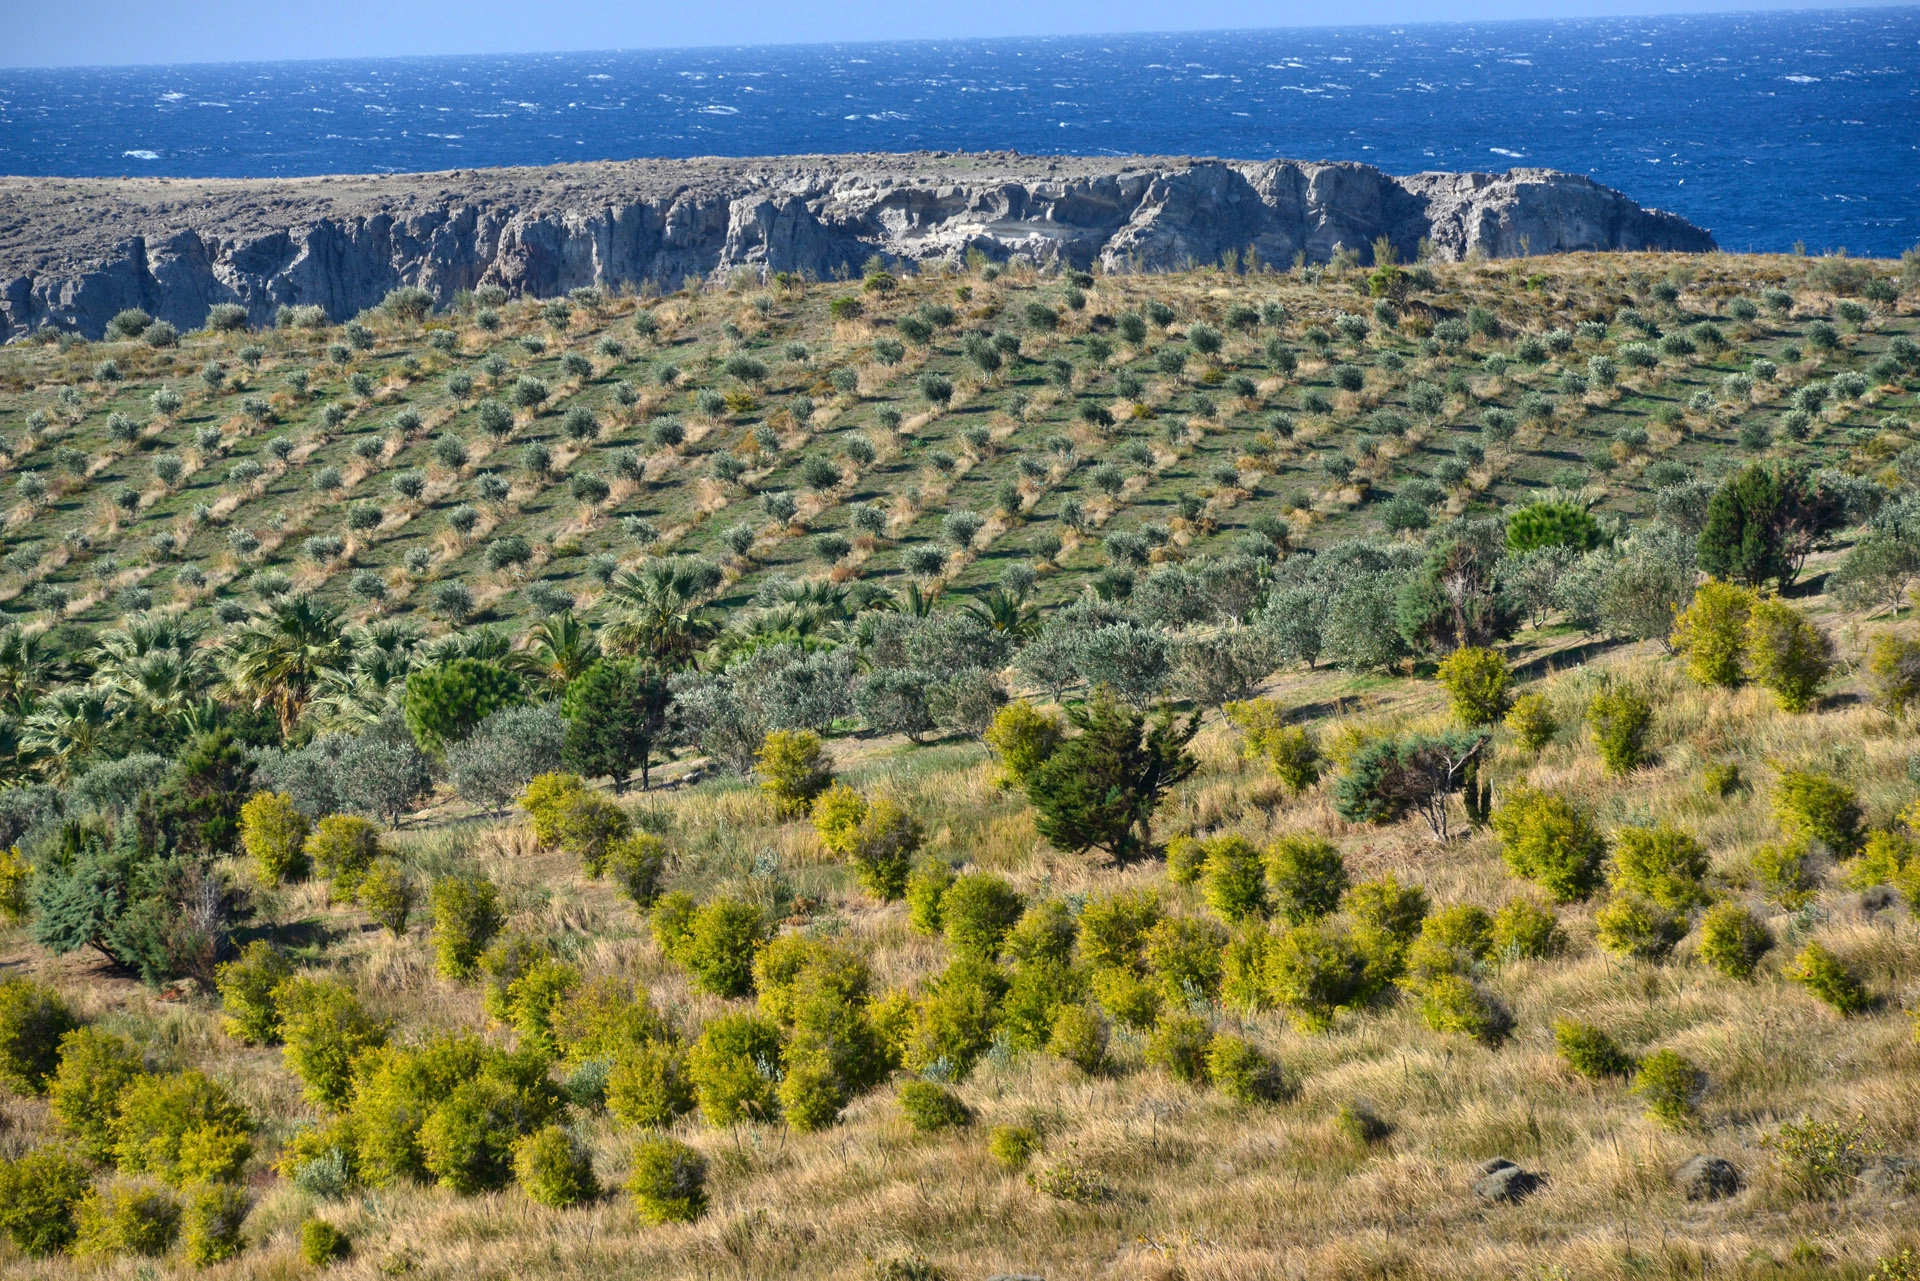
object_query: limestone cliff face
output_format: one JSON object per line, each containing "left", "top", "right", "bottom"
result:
{"left": 0, "top": 153, "right": 1714, "bottom": 341}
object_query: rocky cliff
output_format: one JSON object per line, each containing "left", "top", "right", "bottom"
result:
{"left": 0, "top": 153, "right": 1715, "bottom": 341}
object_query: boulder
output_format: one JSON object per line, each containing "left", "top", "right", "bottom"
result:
{"left": 1473, "top": 1157, "right": 1543, "bottom": 1203}
{"left": 1674, "top": 1154, "right": 1742, "bottom": 1201}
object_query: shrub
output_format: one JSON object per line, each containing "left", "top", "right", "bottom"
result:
{"left": 0, "top": 1146, "right": 93, "bottom": 1255}
{"left": 989, "top": 1124, "right": 1039, "bottom": 1169}
{"left": 1206, "top": 1033, "right": 1282, "bottom": 1103}
{"left": 110, "top": 1069, "right": 253, "bottom": 1186}
{"left": 1264, "top": 922, "right": 1369, "bottom": 1032}
{"left": 1264, "top": 835, "right": 1347, "bottom": 924}
{"left": 49, "top": 1028, "right": 148, "bottom": 1159}
{"left": 985, "top": 701, "right": 1065, "bottom": 788}
{"left": 1762, "top": 1114, "right": 1878, "bottom": 1199}
{"left": 554, "top": 791, "right": 632, "bottom": 877}
{"left": 1402, "top": 904, "right": 1494, "bottom": 983}
{"left": 0, "top": 978, "right": 76, "bottom": 1094}
{"left": 73, "top": 1181, "right": 180, "bottom": 1257}
{"left": 1223, "top": 700, "right": 1323, "bottom": 794}
{"left": 215, "top": 939, "right": 294, "bottom": 1044}
{"left": 757, "top": 729, "right": 832, "bottom": 817}
{"left": 1772, "top": 770, "right": 1862, "bottom": 856}
{"left": 276, "top": 977, "right": 387, "bottom": 1113}
{"left": 418, "top": 1071, "right": 553, "bottom": 1194}
{"left": 906, "top": 955, "right": 1007, "bottom": 1076}
{"left": 431, "top": 873, "right": 505, "bottom": 980}
{"left": 899, "top": 1080, "right": 972, "bottom": 1132}
{"left": 688, "top": 1012, "right": 782, "bottom": 1125}
{"left": 1047, "top": 1004, "right": 1109, "bottom": 1073}
{"left": 1334, "top": 1102, "right": 1392, "bottom": 1146}
{"left": 628, "top": 1137, "right": 707, "bottom": 1223}
{"left": 1414, "top": 974, "right": 1511, "bottom": 1044}
{"left": 520, "top": 771, "right": 589, "bottom": 845}
{"left": 606, "top": 1040, "right": 695, "bottom": 1128}
{"left": 1698, "top": 903, "right": 1773, "bottom": 978}
{"left": 1788, "top": 943, "right": 1870, "bottom": 1014}
{"left": 1492, "top": 786, "right": 1607, "bottom": 901}
{"left": 1744, "top": 598, "right": 1832, "bottom": 712}
{"left": 1632, "top": 1049, "right": 1704, "bottom": 1129}
{"left": 906, "top": 861, "right": 953, "bottom": 935}
{"left": 1865, "top": 634, "right": 1920, "bottom": 720}
{"left": 305, "top": 814, "right": 383, "bottom": 900}
{"left": 1491, "top": 898, "right": 1563, "bottom": 960}
{"left": 1146, "top": 1013, "right": 1213, "bottom": 1084}
{"left": 606, "top": 833, "right": 670, "bottom": 909}
{"left": 1596, "top": 892, "right": 1687, "bottom": 960}
{"left": 1090, "top": 966, "right": 1161, "bottom": 1031}
{"left": 358, "top": 858, "right": 416, "bottom": 936}
{"left": 240, "top": 791, "right": 309, "bottom": 883}
{"left": 1610, "top": 824, "right": 1710, "bottom": 910}
{"left": 1504, "top": 693, "right": 1557, "bottom": 752}
{"left": 1435, "top": 647, "right": 1512, "bottom": 726}
{"left": 942, "top": 872, "right": 1024, "bottom": 959}
{"left": 1586, "top": 686, "right": 1653, "bottom": 775}
{"left": 183, "top": 1182, "right": 250, "bottom": 1265}
{"left": 513, "top": 1125, "right": 599, "bottom": 1208}
{"left": 1554, "top": 1019, "right": 1637, "bottom": 1078}
{"left": 1198, "top": 835, "right": 1269, "bottom": 923}
{"left": 1752, "top": 840, "right": 1817, "bottom": 909}
{"left": 1671, "top": 581, "right": 1757, "bottom": 688}
{"left": 677, "top": 898, "right": 769, "bottom": 998}
{"left": 300, "top": 1217, "right": 351, "bottom": 1265}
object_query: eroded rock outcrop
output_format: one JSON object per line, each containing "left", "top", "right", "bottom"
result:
{"left": 0, "top": 152, "right": 1714, "bottom": 340}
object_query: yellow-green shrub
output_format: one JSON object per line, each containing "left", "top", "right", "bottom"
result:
{"left": 1491, "top": 897, "right": 1563, "bottom": 960}
{"left": 418, "top": 1054, "right": 560, "bottom": 1193}
{"left": 1193, "top": 835, "right": 1265, "bottom": 923}
{"left": 1504, "top": 692, "right": 1557, "bottom": 753}
{"left": 240, "top": 790, "right": 309, "bottom": 884}
{"left": 1076, "top": 887, "right": 1162, "bottom": 971}
{"left": 277, "top": 976, "right": 389, "bottom": 1112}
{"left": 513, "top": 1125, "right": 599, "bottom": 1207}
{"left": 506, "top": 958, "right": 583, "bottom": 1058}
{"left": 519, "top": 771, "right": 588, "bottom": 846}
{"left": 214, "top": 939, "right": 292, "bottom": 1045}
{"left": 0, "top": 978, "right": 76, "bottom": 1095}
{"left": 430, "top": 872, "right": 505, "bottom": 980}
{"left": 1225, "top": 699, "right": 1323, "bottom": 794}
{"left": 357, "top": 857, "right": 416, "bottom": 937}
{"left": 1554, "top": 1019, "right": 1636, "bottom": 1078}
{"left": 942, "top": 871, "right": 1024, "bottom": 959}
{"left": 1697, "top": 902, "right": 1773, "bottom": 978}
{"left": 1492, "top": 785, "right": 1607, "bottom": 902}
{"left": 72, "top": 1181, "right": 180, "bottom": 1258}
{"left": 1402, "top": 904, "right": 1494, "bottom": 983}
{"left": 1752, "top": 841, "right": 1818, "bottom": 909}
{"left": 898, "top": 1080, "right": 971, "bottom": 1132}
{"left": 1206, "top": 1033, "right": 1283, "bottom": 1103}
{"left": 182, "top": 1181, "right": 250, "bottom": 1266}
{"left": 555, "top": 790, "right": 632, "bottom": 876}
{"left": 687, "top": 1012, "right": 783, "bottom": 1126}
{"left": 671, "top": 897, "right": 770, "bottom": 998}
{"left": 1145, "top": 1012, "right": 1213, "bottom": 1084}
{"left": 985, "top": 700, "right": 1065, "bottom": 789}
{"left": 1772, "top": 770, "right": 1862, "bottom": 856}
{"left": 989, "top": 1124, "right": 1039, "bottom": 1169}
{"left": 1435, "top": 646, "right": 1512, "bottom": 726}
{"left": 1865, "top": 633, "right": 1920, "bottom": 719}
{"left": 1145, "top": 914, "right": 1228, "bottom": 1005}
{"left": 1595, "top": 891, "right": 1687, "bottom": 960}
{"left": 756, "top": 729, "right": 832, "bottom": 817}
{"left": 1046, "top": 1003, "right": 1109, "bottom": 1073}
{"left": 1264, "top": 922, "right": 1369, "bottom": 1032}
{"left": 1632, "top": 1049, "right": 1703, "bottom": 1129}
{"left": 1610, "top": 823, "right": 1711, "bottom": 910}
{"left": 1586, "top": 685, "right": 1653, "bottom": 775}
{"left": 1089, "top": 965, "right": 1161, "bottom": 1031}
{"left": 1413, "top": 973, "right": 1510, "bottom": 1044}
{"left": 628, "top": 1137, "right": 706, "bottom": 1224}
{"left": 905, "top": 860, "right": 952, "bottom": 934}
{"left": 0, "top": 1146, "right": 93, "bottom": 1256}
{"left": 1788, "top": 943, "right": 1870, "bottom": 1014}
{"left": 905, "top": 956, "right": 1007, "bottom": 1077}
{"left": 109, "top": 1069, "right": 253, "bottom": 1186}
{"left": 299, "top": 1217, "right": 351, "bottom": 1265}
{"left": 1744, "top": 597, "right": 1832, "bottom": 712}
{"left": 1671, "top": 581, "right": 1756, "bottom": 688}
{"left": 606, "top": 831, "right": 670, "bottom": 908}
{"left": 304, "top": 814, "right": 383, "bottom": 900}
{"left": 48, "top": 1028, "right": 147, "bottom": 1160}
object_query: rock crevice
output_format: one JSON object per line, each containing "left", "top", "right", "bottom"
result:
{"left": 0, "top": 153, "right": 1715, "bottom": 340}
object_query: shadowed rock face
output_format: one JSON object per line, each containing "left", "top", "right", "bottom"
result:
{"left": 0, "top": 153, "right": 1714, "bottom": 340}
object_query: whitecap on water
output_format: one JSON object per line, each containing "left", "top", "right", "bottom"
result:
{"left": 123, "top": 150, "right": 160, "bottom": 159}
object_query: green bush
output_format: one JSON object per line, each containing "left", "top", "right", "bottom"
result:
{"left": 1554, "top": 1019, "right": 1637, "bottom": 1079}
{"left": 240, "top": 790, "right": 309, "bottom": 883}
{"left": 506, "top": 957, "right": 583, "bottom": 1057}
{"left": 1145, "top": 914, "right": 1228, "bottom": 1006}
{"left": 1206, "top": 1033, "right": 1283, "bottom": 1103}
{"left": 1492, "top": 786, "right": 1607, "bottom": 902}
{"left": 906, "top": 956, "right": 1007, "bottom": 1077}
{"left": 899, "top": 1080, "right": 972, "bottom": 1132}
{"left": 1264, "top": 922, "right": 1369, "bottom": 1032}
{"left": 513, "top": 1125, "right": 599, "bottom": 1207}
{"left": 1005, "top": 898, "right": 1078, "bottom": 967}
{"left": 1076, "top": 887, "right": 1162, "bottom": 971}
{"left": 989, "top": 1124, "right": 1040, "bottom": 1169}
{"left": 1345, "top": 875, "right": 1430, "bottom": 988}
{"left": 1697, "top": 902, "right": 1773, "bottom": 979}
{"left": 276, "top": 976, "right": 389, "bottom": 1111}
{"left": 431, "top": 872, "right": 505, "bottom": 980}
{"left": 49, "top": 1027, "right": 148, "bottom": 1160}
{"left": 73, "top": 1181, "right": 180, "bottom": 1258}
{"left": 757, "top": 729, "right": 833, "bottom": 817}
{"left": 606, "top": 832, "right": 671, "bottom": 909}
{"left": 942, "top": 872, "right": 1024, "bottom": 959}
{"left": 628, "top": 1137, "right": 707, "bottom": 1224}
{"left": 419, "top": 1064, "right": 558, "bottom": 1194}
{"left": 1165, "top": 835, "right": 1206, "bottom": 885}
{"left": 1401, "top": 905, "right": 1494, "bottom": 983}
{"left": 606, "top": 1040, "right": 695, "bottom": 1128}
{"left": 305, "top": 813, "right": 383, "bottom": 901}
{"left": 775, "top": 1053, "right": 847, "bottom": 1134}
{"left": 1413, "top": 974, "right": 1510, "bottom": 1044}
{"left": 1772, "top": 770, "right": 1862, "bottom": 856}
{"left": 1671, "top": 582, "right": 1756, "bottom": 688}
{"left": 183, "top": 1181, "right": 250, "bottom": 1265}
{"left": 1610, "top": 823, "right": 1711, "bottom": 910}
{"left": 300, "top": 1217, "right": 351, "bottom": 1265}
{"left": 1333, "top": 1102, "right": 1392, "bottom": 1146}
{"left": 404, "top": 657, "right": 525, "bottom": 755}
{"left": 1197, "top": 835, "right": 1268, "bottom": 923}
{"left": 110, "top": 1069, "right": 253, "bottom": 1186}
{"left": 1089, "top": 965, "right": 1161, "bottom": 1031}
{"left": 1046, "top": 1004, "right": 1109, "bottom": 1073}
{"left": 214, "top": 939, "right": 293, "bottom": 1044}
{"left": 1745, "top": 598, "right": 1832, "bottom": 712}
{"left": 1435, "top": 646, "right": 1513, "bottom": 726}
{"left": 0, "top": 1146, "right": 93, "bottom": 1255}
{"left": 1586, "top": 686, "right": 1653, "bottom": 775}
{"left": 687, "top": 1012, "right": 783, "bottom": 1126}
{"left": 1595, "top": 892, "right": 1688, "bottom": 960}
{"left": 553, "top": 790, "right": 632, "bottom": 877}
{"left": 1787, "top": 943, "right": 1870, "bottom": 1014}
{"left": 1263, "top": 834, "right": 1347, "bottom": 925}
{"left": 906, "top": 861, "right": 953, "bottom": 935}
{"left": 1145, "top": 1012, "right": 1213, "bottom": 1084}
{"left": 348, "top": 1034, "right": 493, "bottom": 1186}
{"left": 1632, "top": 1049, "right": 1704, "bottom": 1129}
{"left": 1752, "top": 841, "right": 1818, "bottom": 910}
{"left": 1761, "top": 1114, "right": 1879, "bottom": 1199}
{"left": 358, "top": 857, "right": 416, "bottom": 936}
{"left": 0, "top": 978, "right": 77, "bottom": 1094}
{"left": 1490, "top": 898, "right": 1563, "bottom": 960}
{"left": 1504, "top": 693, "right": 1557, "bottom": 753}
{"left": 677, "top": 897, "right": 770, "bottom": 997}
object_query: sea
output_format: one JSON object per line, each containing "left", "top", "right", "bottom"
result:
{"left": 0, "top": 7, "right": 1915, "bottom": 256}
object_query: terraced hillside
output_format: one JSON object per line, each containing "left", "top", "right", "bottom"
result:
{"left": 0, "top": 249, "right": 1915, "bottom": 1281}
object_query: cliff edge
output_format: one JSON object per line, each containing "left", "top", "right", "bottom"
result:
{"left": 0, "top": 152, "right": 1716, "bottom": 340}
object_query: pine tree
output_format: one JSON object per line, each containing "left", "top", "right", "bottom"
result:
{"left": 1022, "top": 692, "right": 1199, "bottom": 862}
{"left": 560, "top": 659, "right": 672, "bottom": 792}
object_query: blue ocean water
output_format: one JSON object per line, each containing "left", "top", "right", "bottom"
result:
{"left": 1, "top": 8, "right": 1915, "bottom": 255}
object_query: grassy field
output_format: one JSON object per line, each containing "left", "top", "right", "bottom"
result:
{"left": 0, "top": 250, "right": 1917, "bottom": 1280}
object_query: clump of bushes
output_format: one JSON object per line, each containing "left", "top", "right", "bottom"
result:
{"left": 1772, "top": 770, "right": 1861, "bottom": 856}
{"left": 757, "top": 729, "right": 833, "bottom": 817}
{"left": 812, "top": 784, "right": 924, "bottom": 900}
{"left": 652, "top": 893, "right": 770, "bottom": 997}
{"left": 1632, "top": 1049, "right": 1704, "bottom": 1129}
{"left": 0, "top": 978, "right": 77, "bottom": 1094}
{"left": 1787, "top": 943, "right": 1870, "bottom": 1014}
{"left": 1434, "top": 646, "right": 1512, "bottom": 726}
{"left": 628, "top": 1137, "right": 707, "bottom": 1223}
{"left": 1492, "top": 786, "right": 1607, "bottom": 901}
{"left": 1586, "top": 685, "right": 1653, "bottom": 775}
{"left": 1697, "top": 903, "right": 1773, "bottom": 978}
{"left": 899, "top": 1080, "right": 972, "bottom": 1132}
{"left": 1554, "top": 1020, "right": 1637, "bottom": 1079}
{"left": 240, "top": 790, "right": 309, "bottom": 883}
{"left": 513, "top": 1125, "right": 599, "bottom": 1207}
